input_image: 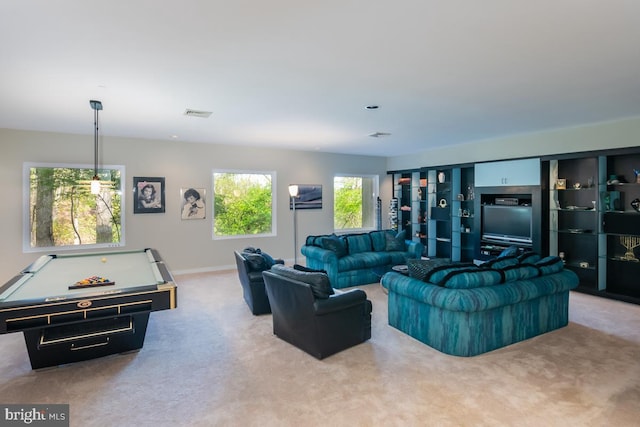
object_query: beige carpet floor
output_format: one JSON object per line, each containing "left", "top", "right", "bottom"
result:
{"left": 1, "top": 270, "right": 639, "bottom": 427}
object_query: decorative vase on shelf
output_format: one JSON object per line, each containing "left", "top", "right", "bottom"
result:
{"left": 438, "top": 172, "right": 445, "bottom": 183}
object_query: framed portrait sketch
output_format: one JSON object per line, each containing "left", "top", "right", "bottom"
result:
{"left": 180, "top": 187, "right": 206, "bottom": 220}
{"left": 134, "top": 177, "right": 165, "bottom": 214}
{"left": 289, "top": 184, "right": 322, "bottom": 210}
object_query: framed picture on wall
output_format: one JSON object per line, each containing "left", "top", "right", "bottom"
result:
{"left": 289, "top": 184, "right": 322, "bottom": 210}
{"left": 134, "top": 177, "right": 165, "bottom": 214}
{"left": 180, "top": 187, "right": 206, "bottom": 220}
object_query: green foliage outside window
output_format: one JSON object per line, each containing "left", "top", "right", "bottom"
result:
{"left": 26, "top": 165, "right": 122, "bottom": 250}
{"left": 334, "top": 175, "right": 376, "bottom": 230}
{"left": 213, "top": 172, "right": 273, "bottom": 237}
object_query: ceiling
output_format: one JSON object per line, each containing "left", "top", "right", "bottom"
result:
{"left": 2, "top": 1, "right": 640, "bottom": 158}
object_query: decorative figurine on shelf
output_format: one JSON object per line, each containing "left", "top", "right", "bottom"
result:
{"left": 466, "top": 185, "right": 474, "bottom": 200}
{"left": 631, "top": 198, "right": 640, "bottom": 212}
{"left": 619, "top": 236, "right": 640, "bottom": 262}
{"left": 634, "top": 169, "right": 640, "bottom": 183}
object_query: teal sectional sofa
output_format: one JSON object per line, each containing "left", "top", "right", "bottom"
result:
{"left": 301, "top": 230, "right": 423, "bottom": 289}
{"left": 380, "top": 255, "right": 579, "bottom": 356}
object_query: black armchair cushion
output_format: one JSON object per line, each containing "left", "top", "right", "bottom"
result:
{"left": 270, "top": 264, "right": 334, "bottom": 299}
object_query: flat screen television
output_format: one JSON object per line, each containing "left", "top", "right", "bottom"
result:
{"left": 481, "top": 205, "right": 533, "bottom": 246}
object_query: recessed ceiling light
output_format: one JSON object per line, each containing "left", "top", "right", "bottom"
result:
{"left": 365, "top": 105, "right": 380, "bottom": 110}
{"left": 368, "top": 132, "right": 391, "bottom": 138}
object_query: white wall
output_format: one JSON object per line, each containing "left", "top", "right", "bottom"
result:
{"left": 386, "top": 116, "right": 640, "bottom": 170}
{"left": 0, "top": 128, "right": 390, "bottom": 283}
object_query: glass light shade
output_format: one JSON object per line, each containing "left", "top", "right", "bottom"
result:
{"left": 91, "top": 178, "right": 101, "bottom": 195}
{"left": 288, "top": 185, "right": 299, "bottom": 198}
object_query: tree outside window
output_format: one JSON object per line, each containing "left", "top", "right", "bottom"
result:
{"left": 213, "top": 171, "right": 275, "bottom": 238}
{"left": 24, "top": 163, "right": 124, "bottom": 252}
{"left": 334, "top": 175, "right": 378, "bottom": 231}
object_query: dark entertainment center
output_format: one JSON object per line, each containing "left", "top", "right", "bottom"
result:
{"left": 389, "top": 147, "right": 640, "bottom": 305}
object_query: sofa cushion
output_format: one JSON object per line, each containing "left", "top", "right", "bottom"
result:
{"left": 536, "top": 256, "right": 564, "bottom": 275}
{"left": 270, "top": 264, "right": 334, "bottom": 299}
{"left": 423, "top": 263, "right": 477, "bottom": 284}
{"left": 501, "top": 264, "right": 541, "bottom": 282}
{"left": 337, "top": 252, "right": 391, "bottom": 271}
{"left": 385, "top": 230, "right": 406, "bottom": 251}
{"left": 345, "top": 233, "right": 373, "bottom": 254}
{"left": 321, "top": 235, "right": 348, "bottom": 258}
{"left": 440, "top": 268, "right": 503, "bottom": 289}
{"left": 407, "top": 258, "right": 452, "bottom": 281}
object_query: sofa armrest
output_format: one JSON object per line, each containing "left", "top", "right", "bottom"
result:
{"left": 313, "top": 289, "right": 368, "bottom": 315}
{"left": 405, "top": 240, "right": 423, "bottom": 259}
{"left": 301, "top": 245, "right": 338, "bottom": 264}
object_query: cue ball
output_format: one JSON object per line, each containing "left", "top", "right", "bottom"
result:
{"left": 101, "top": 257, "right": 107, "bottom": 263}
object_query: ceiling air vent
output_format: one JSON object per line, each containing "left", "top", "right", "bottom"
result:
{"left": 184, "top": 109, "right": 212, "bottom": 118}
{"left": 368, "top": 132, "right": 391, "bottom": 138}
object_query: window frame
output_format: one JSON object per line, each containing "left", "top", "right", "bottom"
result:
{"left": 23, "top": 162, "right": 126, "bottom": 253}
{"left": 333, "top": 174, "right": 379, "bottom": 234}
{"left": 211, "top": 169, "right": 277, "bottom": 240}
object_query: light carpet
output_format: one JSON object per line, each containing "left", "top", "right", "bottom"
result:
{"left": 1, "top": 270, "right": 639, "bottom": 427}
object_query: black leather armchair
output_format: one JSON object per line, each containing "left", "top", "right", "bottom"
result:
{"left": 234, "top": 250, "right": 283, "bottom": 315}
{"left": 262, "top": 266, "right": 372, "bottom": 359}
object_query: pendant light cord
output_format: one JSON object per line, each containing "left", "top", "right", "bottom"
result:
{"left": 94, "top": 107, "right": 99, "bottom": 179}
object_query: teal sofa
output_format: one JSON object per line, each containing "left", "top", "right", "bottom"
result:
{"left": 301, "top": 230, "right": 423, "bottom": 289}
{"left": 380, "top": 255, "right": 579, "bottom": 356}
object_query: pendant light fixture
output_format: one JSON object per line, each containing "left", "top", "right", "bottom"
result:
{"left": 90, "top": 99, "right": 103, "bottom": 195}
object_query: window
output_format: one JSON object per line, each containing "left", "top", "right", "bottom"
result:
{"left": 334, "top": 175, "right": 379, "bottom": 231}
{"left": 23, "top": 163, "right": 125, "bottom": 252}
{"left": 213, "top": 171, "right": 275, "bottom": 238}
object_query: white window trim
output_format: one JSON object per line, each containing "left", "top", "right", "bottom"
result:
{"left": 211, "top": 169, "right": 277, "bottom": 240}
{"left": 23, "top": 162, "right": 126, "bottom": 253}
{"left": 333, "top": 173, "right": 380, "bottom": 233}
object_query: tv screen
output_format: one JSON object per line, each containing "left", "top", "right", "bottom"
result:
{"left": 481, "top": 205, "right": 533, "bottom": 246}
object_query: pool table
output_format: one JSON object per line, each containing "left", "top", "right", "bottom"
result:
{"left": 0, "top": 248, "right": 177, "bottom": 369}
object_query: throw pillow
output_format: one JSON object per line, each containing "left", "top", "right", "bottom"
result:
{"left": 440, "top": 268, "right": 503, "bottom": 289}
{"left": 321, "top": 235, "right": 347, "bottom": 258}
{"left": 481, "top": 255, "right": 519, "bottom": 270}
{"left": 498, "top": 245, "right": 519, "bottom": 257}
{"left": 260, "top": 251, "right": 277, "bottom": 267}
{"left": 293, "top": 264, "right": 327, "bottom": 275}
{"left": 270, "top": 264, "right": 334, "bottom": 299}
{"left": 385, "top": 230, "right": 406, "bottom": 251}
{"left": 242, "top": 252, "right": 267, "bottom": 271}
{"left": 536, "top": 256, "right": 564, "bottom": 275}
{"left": 501, "top": 264, "right": 540, "bottom": 282}
{"left": 369, "top": 230, "right": 389, "bottom": 252}
{"left": 518, "top": 252, "right": 541, "bottom": 264}
{"left": 345, "top": 233, "right": 373, "bottom": 254}
{"left": 406, "top": 258, "right": 451, "bottom": 281}
{"left": 305, "top": 235, "right": 327, "bottom": 247}
{"left": 423, "top": 263, "right": 477, "bottom": 284}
